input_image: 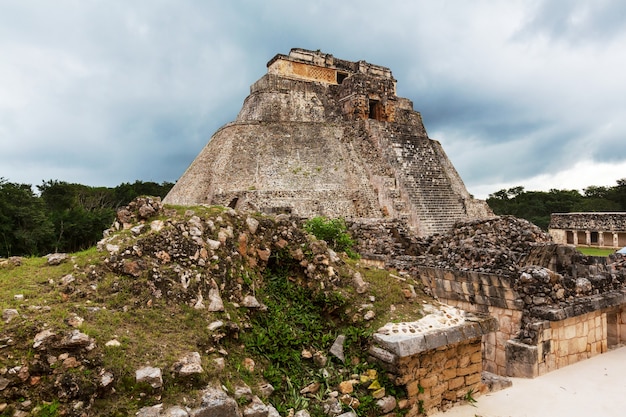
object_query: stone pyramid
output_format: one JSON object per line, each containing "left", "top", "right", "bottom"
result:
{"left": 164, "top": 48, "right": 492, "bottom": 236}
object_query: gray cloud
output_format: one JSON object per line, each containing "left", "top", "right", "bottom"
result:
{"left": 518, "top": 0, "right": 626, "bottom": 44}
{"left": 1, "top": 1, "right": 625, "bottom": 198}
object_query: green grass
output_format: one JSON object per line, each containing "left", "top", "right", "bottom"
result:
{"left": 576, "top": 247, "right": 617, "bottom": 257}
{"left": 0, "top": 208, "right": 425, "bottom": 417}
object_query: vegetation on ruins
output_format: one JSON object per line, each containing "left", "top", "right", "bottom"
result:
{"left": 304, "top": 216, "right": 359, "bottom": 259}
{"left": 0, "top": 199, "right": 425, "bottom": 416}
{"left": 486, "top": 178, "right": 626, "bottom": 230}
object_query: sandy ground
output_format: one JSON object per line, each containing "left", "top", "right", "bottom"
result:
{"left": 431, "top": 346, "right": 626, "bottom": 417}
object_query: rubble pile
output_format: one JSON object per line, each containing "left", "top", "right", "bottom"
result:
{"left": 99, "top": 197, "right": 345, "bottom": 310}
{"left": 349, "top": 219, "right": 423, "bottom": 260}
{"left": 6, "top": 197, "right": 409, "bottom": 416}
{"left": 417, "top": 216, "right": 552, "bottom": 275}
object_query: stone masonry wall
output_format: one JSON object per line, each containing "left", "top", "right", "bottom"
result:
{"left": 419, "top": 263, "right": 626, "bottom": 378}
{"left": 441, "top": 300, "right": 522, "bottom": 376}
{"left": 398, "top": 340, "right": 483, "bottom": 415}
{"left": 416, "top": 267, "right": 524, "bottom": 375}
{"left": 507, "top": 304, "right": 626, "bottom": 377}
{"left": 370, "top": 316, "right": 497, "bottom": 415}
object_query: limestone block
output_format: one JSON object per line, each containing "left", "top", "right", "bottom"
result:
{"left": 506, "top": 340, "right": 539, "bottom": 378}
{"left": 464, "top": 372, "right": 482, "bottom": 386}
{"left": 419, "top": 374, "right": 439, "bottom": 389}
{"left": 430, "top": 382, "right": 447, "bottom": 397}
{"left": 442, "top": 368, "right": 457, "bottom": 380}
{"left": 457, "top": 363, "right": 480, "bottom": 377}
{"left": 448, "top": 376, "right": 465, "bottom": 390}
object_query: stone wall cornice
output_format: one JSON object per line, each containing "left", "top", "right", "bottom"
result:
{"left": 371, "top": 315, "right": 498, "bottom": 358}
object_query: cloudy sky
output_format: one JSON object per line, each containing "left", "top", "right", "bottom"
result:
{"left": 1, "top": 0, "right": 625, "bottom": 199}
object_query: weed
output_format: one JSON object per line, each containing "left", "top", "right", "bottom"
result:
{"left": 418, "top": 399, "right": 425, "bottom": 414}
{"left": 33, "top": 401, "right": 60, "bottom": 417}
{"left": 464, "top": 388, "right": 478, "bottom": 406}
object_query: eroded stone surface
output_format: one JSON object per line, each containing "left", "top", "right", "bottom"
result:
{"left": 164, "top": 48, "right": 491, "bottom": 236}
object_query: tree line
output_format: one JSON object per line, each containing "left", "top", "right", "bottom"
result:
{"left": 2, "top": 177, "right": 625, "bottom": 257}
{"left": 486, "top": 179, "right": 626, "bottom": 230}
{"left": 0, "top": 178, "right": 173, "bottom": 257}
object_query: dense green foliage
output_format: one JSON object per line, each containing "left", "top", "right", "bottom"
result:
{"left": 0, "top": 178, "right": 173, "bottom": 257}
{"left": 486, "top": 179, "right": 626, "bottom": 230}
{"left": 304, "top": 216, "right": 359, "bottom": 259}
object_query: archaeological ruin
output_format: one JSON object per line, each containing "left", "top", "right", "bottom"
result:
{"left": 164, "top": 48, "right": 492, "bottom": 237}
{"left": 353, "top": 215, "right": 626, "bottom": 413}
{"left": 549, "top": 212, "right": 626, "bottom": 249}
{"left": 163, "top": 49, "right": 626, "bottom": 414}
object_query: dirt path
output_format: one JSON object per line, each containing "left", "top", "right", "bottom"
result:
{"left": 431, "top": 346, "right": 626, "bottom": 417}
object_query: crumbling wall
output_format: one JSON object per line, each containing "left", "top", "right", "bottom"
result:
{"left": 358, "top": 215, "right": 626, "bottom": 379}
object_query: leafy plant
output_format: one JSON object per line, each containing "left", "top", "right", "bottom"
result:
{"left": 464, "top": 388, "right": 477, "bottom": 406}
{"left": 304, "top": 216, "right": 359, "bottom": 259}
{"left": 34, "top": 401, "right": 60, "bottom": 417}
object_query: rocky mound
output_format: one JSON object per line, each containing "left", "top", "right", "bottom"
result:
{"left": 0, "top": 197, "right": 428, "bottom": 417}
{"left": 100, "top": 197, "right": 344, "bottom": 310}
{"left": 417, "top": 216, "right": 553, "bottom": 275}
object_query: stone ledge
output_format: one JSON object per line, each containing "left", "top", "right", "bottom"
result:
{"left": 529, "top": 289, "right": 626, "bottom": 321}
{"left": 371, "top": 314, "right": 498, "bottom": 358}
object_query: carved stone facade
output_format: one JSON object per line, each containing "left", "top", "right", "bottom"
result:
{"left": 549, "top": 212, "right": 626, "bottom": 248}
{"left": 164, "top": 48, "right": 492, "bottom": 236}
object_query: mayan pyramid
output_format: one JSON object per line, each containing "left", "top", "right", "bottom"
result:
{"left": 164, "top": 48, "right": 492, "bottom": 236}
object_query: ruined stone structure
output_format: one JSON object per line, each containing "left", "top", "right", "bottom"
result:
{"left": 164, "top": 48, "right": 492, "bottom": 236}
{"left": 353, "top": 216, "right": 626, "bottom": 387}
{"left": 549, "top": 212, "right": 626, "bottom": 249}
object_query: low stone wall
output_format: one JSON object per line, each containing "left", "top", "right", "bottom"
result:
{"left": 444, "top": 301, "right": 522, "bottom": 376}
{"left": 369, "top": 315, "right": 498, "bottom": 415}
{"left": 417, "top": 267, "right": 524, "bottom": 375}
{"left": 417, "top": 266, "right": 626, "bottom": 378}
{"left": 506, "top": 301, "right": 626, "bottom": 377}
{"left": 417, "top": 267, "right": 522, "bottom": 310}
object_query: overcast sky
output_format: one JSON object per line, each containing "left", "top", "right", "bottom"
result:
{"left": 1, "top": 0, "right": 625, "bottom": 199}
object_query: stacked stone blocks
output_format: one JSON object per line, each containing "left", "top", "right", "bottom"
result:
{"left": 370, "top": 316, "right": 497, "bottom": 415}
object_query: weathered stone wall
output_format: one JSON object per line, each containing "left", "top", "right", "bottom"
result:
{"left": 417, "top": 267, "right": 522, "bottom": 310}
{"left": 415, "top": 265, "right": 626, "bottom": 378}
{"left": 399, "top": 340, "right": 483, "bottom": 415}
{"left": 417, "top": 267, "right": 524, "bottom": 375}
{"left": 505, "top": 307, "right": 625, "bottom": 377}
{"left": 370, "top": 316, "right": 497, "bottom": 415}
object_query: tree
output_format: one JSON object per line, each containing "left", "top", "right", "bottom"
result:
{"left": 38, "top": 180, "right": 116, "bottom": 253}
{"left": 0, "top": 178, "right": 54, "bottom": 257}
{"left": 486, "top": 180, "right": 626, "bottom": 230}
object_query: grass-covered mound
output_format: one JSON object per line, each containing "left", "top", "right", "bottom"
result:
{"left": 0, "top": 198, "right": 430, "bottom": 417}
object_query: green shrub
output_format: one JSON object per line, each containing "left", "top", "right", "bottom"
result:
{"left": 304, "top": 216, "right": 359, "bottom": 259}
